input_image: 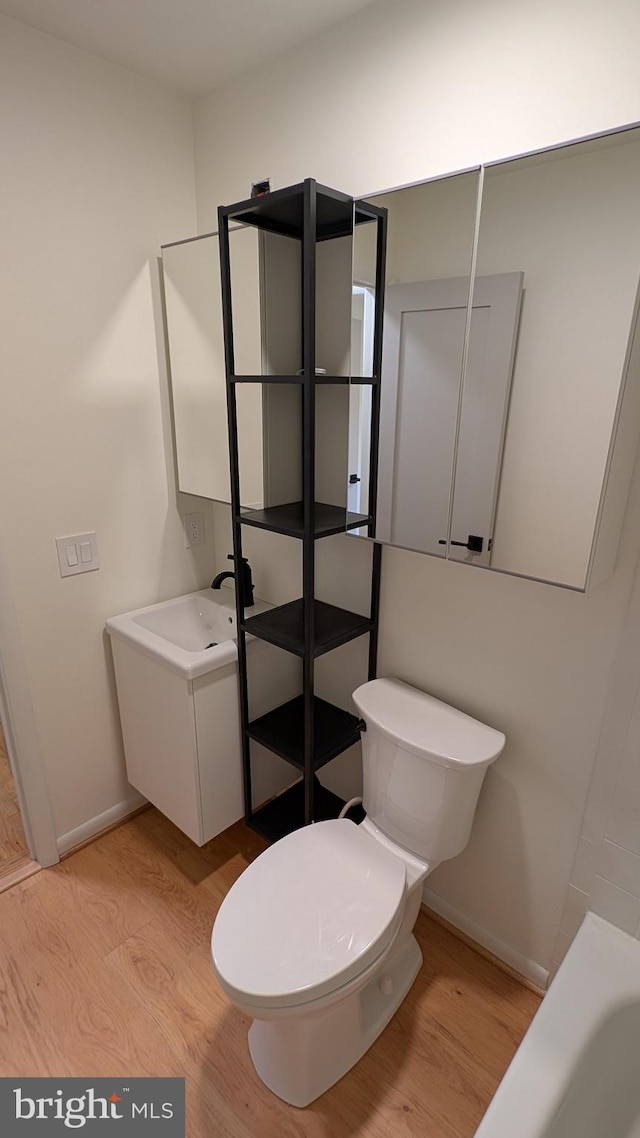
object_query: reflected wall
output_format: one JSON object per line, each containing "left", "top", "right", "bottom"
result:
{"left": 470, "top": 132, "right": 640, "bottom": 584}
{"left": 352, "top": 127, "right": 640, "bottom": 589}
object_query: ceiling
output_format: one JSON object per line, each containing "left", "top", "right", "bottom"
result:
{"left": 0, "top": 0, "right": 378, "bottom": 95}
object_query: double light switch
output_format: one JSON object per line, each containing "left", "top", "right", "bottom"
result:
{"left": 56, "top": 532, "right": 100, "bottom": 577}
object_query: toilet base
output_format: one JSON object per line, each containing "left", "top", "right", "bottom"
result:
{"left": 247, "top": 934, "right": 423, "bottom": 1108}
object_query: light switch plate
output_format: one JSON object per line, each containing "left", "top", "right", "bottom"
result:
{"left": 56, "top": 532, "right": 100, "bottom": 577}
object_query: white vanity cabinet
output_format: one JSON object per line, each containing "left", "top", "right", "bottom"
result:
{"left": 107, "top": 589, "right": 298, "bottom": 845}
{"left": 111, "top": 641, "right": 238, "bottom": 845}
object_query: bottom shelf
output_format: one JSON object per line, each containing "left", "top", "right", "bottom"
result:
{"left": 249, "top": 777, "right": 346, "bottom": 843}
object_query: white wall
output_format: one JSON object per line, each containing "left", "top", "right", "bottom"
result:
{"left": 553, "top": 540, "right": 640, "bottom": 972}
{"left": 0, "top": 16, "right": 212, "bottom": 849}
{"left": 194, "top": 0, "right": 640, "bottom": 221}
{"left": 194, "top": 0, "right": 640, "bottom": 976}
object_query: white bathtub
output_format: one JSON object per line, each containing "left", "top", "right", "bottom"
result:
{"left": 474, "top": 912, "right": 640, "bottom": 1138}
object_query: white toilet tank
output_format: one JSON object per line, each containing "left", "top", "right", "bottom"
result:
{"left": 352, "top": 678, "right": 505, "bottom": 863}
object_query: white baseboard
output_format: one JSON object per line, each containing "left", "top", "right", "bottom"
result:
{"left": 422, "top": 885, "right": 549, "bottom": 991}
{"left": 56, "top": 792, "right": 147, "bottom": 856}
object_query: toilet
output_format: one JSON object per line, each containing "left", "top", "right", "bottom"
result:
{"left": 211, "top": 677, "right": 505, "bottom": 1107}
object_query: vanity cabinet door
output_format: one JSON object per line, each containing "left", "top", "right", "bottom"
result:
{"left": 111, "top": 639, "right": 204, "bottom": 844}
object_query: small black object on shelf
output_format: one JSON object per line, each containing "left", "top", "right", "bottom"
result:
{"left": 251, "top": 178, "right": 271, "bottom": 198}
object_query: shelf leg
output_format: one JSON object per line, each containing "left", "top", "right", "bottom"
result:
{"left": 302, "top": 179, "right": 317, "bottom": 826}
{"left": 219, "top": 206, "right": 253, "bottom": 823}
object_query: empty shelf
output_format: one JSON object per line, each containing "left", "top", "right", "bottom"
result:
{"left": 242, "top": 598, "right": 373, "bottom": 656}
{"left": 222, "top": 182, "right": 356, "bottom": 242}
{"left": 230, "top": 373, "right": 378, "bottom": 385}
{"left": 248, "top": 694, "right": 363, "bottom": 771}
{"left": 238, "top": 501, "right": 370, "bottom": 538}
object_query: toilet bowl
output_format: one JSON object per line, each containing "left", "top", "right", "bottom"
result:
{"left": 211, "top": 678, "right": 505, "bottom": 1107}
{"left": 212, "top": 815, "right": 428, "bottom": 1106}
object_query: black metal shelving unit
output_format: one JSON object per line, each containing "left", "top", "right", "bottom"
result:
{"left": 218, "top": 178, "right": 387, "bottom": 842}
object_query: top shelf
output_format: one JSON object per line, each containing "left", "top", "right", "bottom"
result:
{"left": 219, "top": 179, "right": 385, "bottom": 242}
{"left": 230, "top": 373, "right": 378, "bottom": 385}
{"left": 238, "top": 501, "right": 370, "bottom": 539}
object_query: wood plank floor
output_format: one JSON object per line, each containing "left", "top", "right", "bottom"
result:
{"left": 0, "top": 808, "right": 541, "bottom": 1136}
{"left": 0, "top": 722, "right": 30, "bottom": 876}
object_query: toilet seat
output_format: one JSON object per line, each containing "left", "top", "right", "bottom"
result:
{"left": 212, "top": 819, "right": 407, "bottom": 1011}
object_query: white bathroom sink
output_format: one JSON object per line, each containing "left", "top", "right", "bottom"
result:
{"left": 106, "top": 587, "right": 272, "bottom": 679}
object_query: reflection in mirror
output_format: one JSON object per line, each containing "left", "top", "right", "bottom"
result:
{"left": 224, "top": 226, "right": 266, "bottom": 508}
{"left": 350, "top": 215, "right": 377, "bottom": 382}
{"left": 162, "top": 231, "right": 229, "bottom": 501}
{"left": 162, "top": 226, "right": 268, "bottom": 505}
{"left": 350, "top": 171, "right": 481, "bottom": 554}
{"left": 347, "top": 216, "right": 376, "bottom": 526}
{"left": 235, "top": 219, "right": 357, "bottom": 521}
{"left": 163, "top": 212, "right": 360, "bottom": 521}
{"left": 446, "top": 269, "right": 523, "bottom": 568}
{"left": 460, "top": 128, "right": 640, "bottom": 585}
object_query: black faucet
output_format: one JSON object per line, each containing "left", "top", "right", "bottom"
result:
{"left": 211, "top": 554, "right": 255, "bottom": 608}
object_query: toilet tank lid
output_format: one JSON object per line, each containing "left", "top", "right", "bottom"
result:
{"left": 352, "top": 678, "right": 505, "bottom": 767}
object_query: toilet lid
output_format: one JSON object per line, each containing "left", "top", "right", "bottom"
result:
{"left": 211, "top": 819, "right": 407, "bottom": 1010}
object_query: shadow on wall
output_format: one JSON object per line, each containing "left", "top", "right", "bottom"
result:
{"left": 424, "top": 764, "right": 535, "bottom": 966}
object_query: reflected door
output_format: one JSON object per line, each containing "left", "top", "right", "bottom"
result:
{"left": 449, "top": 271, "right": 523, "bottom": 565}
{"left": 378, "top": 273, "right": 522, "bottom": 563}
{"left": 378, "top": 278, "right": 466, "bottom": 555}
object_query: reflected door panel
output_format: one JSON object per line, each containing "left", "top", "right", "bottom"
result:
{"left": 378, "top": 278, "right": 468, "bottom": 555}
{"left": 450, "top": 271, "right": 523, "bottom": 565}
{"left": 377, "top": 272, "right": 522, "bottom": 563}
{"left": 162, "top": 233, "right": 230, "bottom": 501}
{"left": 162, "top": 225, "right": 263, "bottom": 505}
{"left": 348, "top": 169, "right": 480, "bottom": 548}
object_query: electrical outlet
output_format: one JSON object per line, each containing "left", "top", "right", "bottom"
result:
{"left": 184, "top": 512, "right": 205, "bottom": 548}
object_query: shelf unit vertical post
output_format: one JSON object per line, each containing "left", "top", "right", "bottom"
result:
{"left": 217, "top": 180, "right": 387, "bottom": 842}
{"left": 218, "top": 205, "right": 253, "bottom": 826}
{"left": 302, "top": 179, "right": 317, "bottom": 826}
{"left": 364, "top": 204, "right": 388, "bottom": 682}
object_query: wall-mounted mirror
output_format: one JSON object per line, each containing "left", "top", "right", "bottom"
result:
{"left": 163, "top": 126, "right": 640, "bottom": 591}
{"left": 352, "top": 126, "right": 640, "bottom": 589}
